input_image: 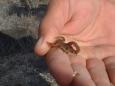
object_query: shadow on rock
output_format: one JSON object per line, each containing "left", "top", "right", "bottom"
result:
{"left": 0, "top": 32, "right": 50, "bottom": 86}
{"left": 9, "top": 4, "right": 47, "bottom": 19}
{"left": 0, "top": 32, "right": 36, "bottom": 56}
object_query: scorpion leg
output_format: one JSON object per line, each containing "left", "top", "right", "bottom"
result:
{"left": 55, "top": 36, "right": 65, "bottom": 43}
{"left": 68, "top": 42, "right": 80, "bottom": 55}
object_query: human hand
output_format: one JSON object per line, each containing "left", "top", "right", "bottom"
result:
{"left": 46, "top": 47, "right": 115, "bottom": 86}
{"left": 35, "top": 0, "right": 115, "bottom": 85}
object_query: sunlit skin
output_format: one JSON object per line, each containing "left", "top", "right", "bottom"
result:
{"left": 35, "top": 0, "right": 115, "bottom": 86}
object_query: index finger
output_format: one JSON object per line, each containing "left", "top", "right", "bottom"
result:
{"left": 46, "top": 47, "right": 73, "bottom": 86}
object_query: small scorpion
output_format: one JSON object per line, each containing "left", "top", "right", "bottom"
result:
{"left": 49, "top": 36, "right": 80, "bottom": 55}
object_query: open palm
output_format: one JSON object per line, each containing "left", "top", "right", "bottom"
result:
{"left": 35, "top": 0, "right": 115, "bottom": 85}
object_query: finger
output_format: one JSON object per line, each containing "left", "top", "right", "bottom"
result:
{"left": 35, "top": 34, "right": 57, "bottom": 56}
{"left": 87, "top": 58, "right": 111, "bottom": 86}
{"left": 46, "top": 48, "right": 73, "bottom": 86}
{"left": 71, "top": 64, "right": 95, "bottom": 86}
{"left": 103, "top": 57, "right": 115, "bottom": 85}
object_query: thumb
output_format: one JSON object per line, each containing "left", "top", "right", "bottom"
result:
{"left": 35, "top": 0, "right": 68, "bottom": 56}
{"left": 35, "top": 30, "right": 58, "bottom": 56}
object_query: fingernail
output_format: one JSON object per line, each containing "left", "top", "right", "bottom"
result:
{"left": 35, "top": 37, "right": 44, "bottom": 55}
{"left": 37, "top": 37, "right": 44, "bottom": 47}
{"left": 35, "top": 37, "right": 50, "bottom": 55}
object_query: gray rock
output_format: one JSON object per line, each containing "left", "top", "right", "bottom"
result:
{"left": 0, "top": 0, "right": 58, "bottom": 86}
{"left": 0, "top": 0, "right": 47, "bottom": 39}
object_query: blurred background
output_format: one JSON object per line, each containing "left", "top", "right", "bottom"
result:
{"left": 0, "top": 0, "right": 58, "bottom": 86}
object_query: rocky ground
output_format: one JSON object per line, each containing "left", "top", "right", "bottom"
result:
{"left": 0, "top": 0, "right": 58, "bottom": 86}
